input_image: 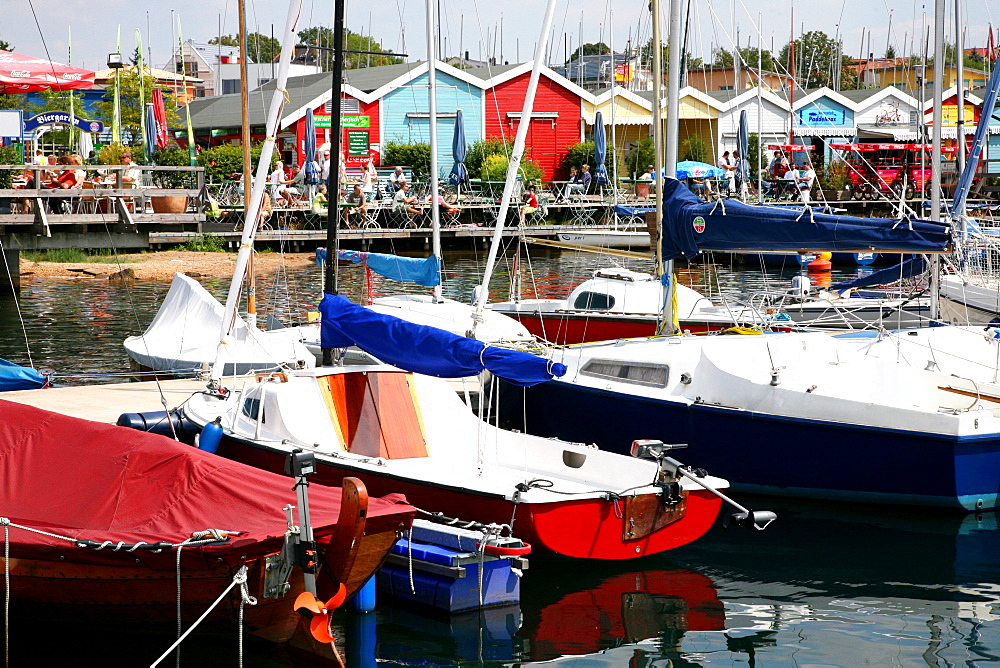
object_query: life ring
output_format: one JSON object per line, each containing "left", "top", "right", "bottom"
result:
{"left": 477, "top": 541, "right": 532, "bottom": 556}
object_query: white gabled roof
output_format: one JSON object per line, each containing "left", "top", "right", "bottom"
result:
{"left": 793, "top": 86, "right": 860, "bottom": 111}
{"left": 592, "top": 85, "right": 652, "bottom": 110}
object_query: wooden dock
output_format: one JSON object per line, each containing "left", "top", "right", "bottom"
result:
{"left": 2, "top": 379, "right": 207, "bottom": 424}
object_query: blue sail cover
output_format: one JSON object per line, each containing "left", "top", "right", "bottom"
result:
{"left": 319, "top": 293, "right": 565, "bottom": 386}
{"left": 828, "top": 257, "right": 928, "bottom": 291}
{"left": 0, "top": 358, "right": 47, "bottom": 391}
{"left": 337, "top": 249, "right": 441, "bottom": 287}
{"left": 658, "top": 178, "right": 952, "bottom": 260}
{"left": 592, "top": 111, "right": 609, "bottom": 185}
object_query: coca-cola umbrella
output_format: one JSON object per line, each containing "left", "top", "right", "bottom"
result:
{"left": 0, "top": 49, "right": 95, "bottom": 94}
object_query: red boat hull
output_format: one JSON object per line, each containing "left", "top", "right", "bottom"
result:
{"left": 496, "top": 309, "right": 732, "bottom": 345}
{"left": 216, "top": 436, "right": 722, "bottom": 560}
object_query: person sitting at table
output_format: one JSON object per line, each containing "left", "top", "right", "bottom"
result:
{"left": 392, "top": 181, "right": 421, "bottom": 217}
{"left": 388, "top": 166, "right": 406, "bottom": 192}
{"left": 16, "top": 167, "right": 36, "bottom": 213}
{"left": 44, "top": 156, "right": 81, "bottom": 213}
{"left": 519, "top": 185, "right": 539, "bottom": 224}
{"left": 687, "top": 176, "right": 712, "bottom": 200}
{"left": 637, "top": 164, "right": 657, "bottom": 195}
{"left": 269, "top": 161, "right": 296, "bottom": 207}
{"left": 311, "top": 185, "right": 329, "bottom": 215}
{"left": 565, "top": 165, "right": 592, "bottom": 200}
{"left": 343, "top": 184, "right": 368, "bottom": 227}
{"left": 430, "top": 193, "right": 462, "bottom": 221}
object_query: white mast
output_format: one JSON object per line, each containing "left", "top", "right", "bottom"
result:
{"left": 426, "top": 0, "right": 443, "bottom": 302}
{"left": 210, "top": 0, "right": 303, "bottom": 384}
{"left": 658, "top": 0, "right": 682, "bottom": 335}
{"left": 471, "top": 0, "right": 559, "bottom": 323}
{"left": 930, "top": 0, "right": 945, "bottom": 322}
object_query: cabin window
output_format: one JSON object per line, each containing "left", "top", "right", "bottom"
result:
{"left": 242, "top": 396, "right": 263, "bottom": 422}
{"left": 580, "top": 359, "right": 669, "bottom": 387}
{"left": 573, "top": 291, "right": 615, "bottom": 311}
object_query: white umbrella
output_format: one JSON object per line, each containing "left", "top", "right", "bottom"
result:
{"left": 76, "top": 131, "right": 93, "bottom": 159}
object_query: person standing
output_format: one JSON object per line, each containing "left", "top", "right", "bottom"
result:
{"left": 793, "top": 161, "right": 816, "bottom": 204}
{"left": 718, "top": 151, "right": 735, "bottom": 194}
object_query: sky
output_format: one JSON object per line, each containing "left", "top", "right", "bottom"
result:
{"left": 2, "top": 0, "right": 996, "bottom": 76}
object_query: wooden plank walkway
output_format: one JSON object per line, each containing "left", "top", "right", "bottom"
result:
{"left": 2, "top": 379, "right": 207, "bottom": 424}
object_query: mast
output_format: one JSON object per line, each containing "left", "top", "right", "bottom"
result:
{"left": 471, "top": 0, "right": 559, "bottom": 322}
{"left": 930, "top": 0, "right": 945, "bottom": 322}
{"left": 658, "top": 0, "right": 681, "bottom": 335}
{"left": 426, "top": 0, "right": 443, "bottom": 302}
{"left": 954, "top": 0, "right": 966, "bottom": 176}
{"left": 211, "top": 0, "right": 303, "bottom": 384}
{"left": 651, "top": 0, "right": 665, "bottom": 292}
{"left": 609, "top": 7, "right": 618, "bottom": 199}
{"left": 238, "top": 0, "right": 255, "bottom": 327}
{"left": 321, "top": 0, "right": 346, "bottom": 366}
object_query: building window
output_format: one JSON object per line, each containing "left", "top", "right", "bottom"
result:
{"left": 580, "top": 359, "right": 670, "bottom": 388}
{"left": 719, "top": 85, "right": 734, "bottom": 91}
{"left": 221, "top": 79, "right": 240, "bottom": 95}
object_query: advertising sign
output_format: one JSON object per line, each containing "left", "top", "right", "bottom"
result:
{"left": 798, "top": 108, "right": 845, "bottom": 127}
{"left": 22, "top": 112, "right": 104, "bottom": 133}
{"left": 314, "top": 115, "right": 370, "bottom": 128}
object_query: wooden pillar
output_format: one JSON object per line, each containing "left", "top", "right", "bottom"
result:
{"left": 1, "top": 247, "right": 20, "bottom": 295}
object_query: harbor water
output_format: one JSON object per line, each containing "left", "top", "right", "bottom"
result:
{"left": 3, "top": 248, "right": 995, "bottom": 666}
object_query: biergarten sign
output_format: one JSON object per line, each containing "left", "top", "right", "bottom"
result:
{"left": 23, "top": 112, "right": 104, "bottom": 134}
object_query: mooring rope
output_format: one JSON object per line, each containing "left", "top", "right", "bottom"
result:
{"left": 149, "top": 565, "right": 256, "bottom": 668}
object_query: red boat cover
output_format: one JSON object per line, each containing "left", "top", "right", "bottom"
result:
{"left": 0, "top": 400, "right": 413, "bottom": 569}
{"left": 0, "top": 50, "right": 95, "bottom": 93}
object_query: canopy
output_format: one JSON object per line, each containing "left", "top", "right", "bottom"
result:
{"left": 448, "top": 109, "right": 469, "bottom": 187}
{"left": 0, "top": 399, "right": 414, "bottom": 569}
{"left": 676, "top": 161, "right": 725, "bottom": 179}
{"left": 0, "top": 50, "right": 94, "bottom": 93}
{"left": 0, "top": 358, "right": 48, "bottom": 391}
{"left": 657, "top": 178, "right": 952, "bottom": 260}
{"left": 319, "top": 293, "right": 565, "bottom": 386}
{"left": 336, "top": 249, "right": 441, "bottom": 287}
{"left": 828, "top": 257, "right": 928, "bottom": 291}
{"left": 592, "top": 111, "right": 609, "bottom": 185}
{"left": 766, "top": 144, "right": 814, "bottom": 152}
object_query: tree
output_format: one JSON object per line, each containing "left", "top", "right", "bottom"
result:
{"left": 296, "top": 26, "right": 402, "bottom": 70}
{"left": 779, "top": 30, "right": 843, "bottom": 89}
{"left": 885, "top": 45, "right": 896, "bottom": 59}
{"left": 638, "top": 39, "right": 702, "bottom": 72}
{"left": 0, "top": 37, "right": 24, "bottom": 111}
{"left": 568, "top": 42, "right": 611, "bottom": 63}
{"left": 713, "top": 46, "right": 774, "bottom": 72}
{"left": 91, "top": 69, "right": 180, "bottom": 147}
{"left": 208, "top": 33, "right": 279, "bottom": 64}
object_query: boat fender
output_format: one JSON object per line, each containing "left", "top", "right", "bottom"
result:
{"left": 476, "top": 541, "right": 532, "bottom": 556}
{"left": 198, "top": 417, "right": 224, "bottom": 454}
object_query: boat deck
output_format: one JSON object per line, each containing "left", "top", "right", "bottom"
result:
{"left": 2, "top": 379, "right": 207, "bottom": 424}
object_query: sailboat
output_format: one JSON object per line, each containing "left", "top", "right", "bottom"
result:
{"left": 140, "top": 0, "right": 775, "bottom": 562}
{"left": 0, "top": 398, "right": 413, "bottom": 641}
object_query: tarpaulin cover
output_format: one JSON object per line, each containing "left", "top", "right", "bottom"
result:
{"left": 0, "top": 399, "right": 413, "bottom": 569}
{"left": 613, "top": 205, "right": 655, "bottom": 217}
{"left": 676, "top": 161, "right": 725, "bottom": 179}
{"left": 829, "top": 257, "right": 928, "bottom": 291}
{"left": 0, "top": 50, "right": 95, "bottom": 93}
{"left": 319, "top": 293, "right": 565, "bottom": 386}
{"left": 337, "top": 249, "right": 441, "bottom": 287}
{"left": 0, "top": 358, "right": 47, "bottom": 391}
{"left": 658, "top": 178, "right": 952, "bottom": 260}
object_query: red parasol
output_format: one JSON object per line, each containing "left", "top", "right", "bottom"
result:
{"left": 151, "top": 89, "right": 168, "bottom": 148}
{"left": 0, "top": 49, "right": 95, "bottom": 94}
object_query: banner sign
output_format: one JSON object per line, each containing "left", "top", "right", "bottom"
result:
{"left": 23, "top": 112, "right": 104, "bottom": 133}
{"left": 798, "top": 108, "right": 846, "bottom": 127}
{"left": 347, "top": 129, "right": 369, "bottom": 155}
{"left": 314, "top": 115, "right": 370, "bottom": 128}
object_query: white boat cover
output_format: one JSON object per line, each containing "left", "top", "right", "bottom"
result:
{"left": 124, "top": 273, "right": 315, "bottom": 375}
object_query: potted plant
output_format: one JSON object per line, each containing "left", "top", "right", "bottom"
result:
{"left": 821, "top": 161, "right": 851, "bottom": 200}
{"left": 150, "top": 146, "right": 193, "bottom": 213}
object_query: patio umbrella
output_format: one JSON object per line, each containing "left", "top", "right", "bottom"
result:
{"left": 0, "top": 50, "right": 94, "bottom": 93}
{"left": 144, "top": 103, "right": 157, "bottom": 162}
{"left": 675, "top": 160, "right": 726, "bottom": 179}
{"left": 448, "top": 109, "right": 469, "bottom": 187}
{"left": 592, "top": 111, "right": 609, "bottom": 185}
{"left": 151, "top": 90, "right": 169, "bottom": 149}
{"left": 76, "top": 130, "right": 93, "bottom": 160}
{"left": 736, "top": 110, "right": 751, "bottom": 186}
{"left": 304, "top": 108, "right": 321, "bottom": 186}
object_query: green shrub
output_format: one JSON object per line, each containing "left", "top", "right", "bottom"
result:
{"left": 466, "top": 137, "right": 513, "bottom": 179}
{"left": 198, "top": 144, "right": 275, "bottom": 184}
{"left": 383, "top": 141, "right": 432, "bottom": 178}
{"left": 625, "top": 137, "right": 655, "bottom": 180}
{"left": 0, "top": 144, "right": 19, "bottom": 189}
{"left": 151, "top": 146, "right": 193, "bottom": 188}
{"left": 97, "top": 143, "right": 139, "bottom": 165}
{"left": 563, "top": 141, "right": 596, "bottom": 171}
{"left": 681, "top": 134, "right": 708, "bottom": 163}
{"left": 181, "top": 233, "right": 226, "bottom": 252}
{"left": 480, "top": 154, "right": 544, "bottom": 184}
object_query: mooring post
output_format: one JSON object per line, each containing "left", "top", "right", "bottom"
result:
{"left": 1, "top": 247, "right": 20, "bottom": 295}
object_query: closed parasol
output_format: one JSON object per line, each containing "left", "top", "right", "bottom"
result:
{"left": 592, "top": 111, "right": 609, "bottom": 185}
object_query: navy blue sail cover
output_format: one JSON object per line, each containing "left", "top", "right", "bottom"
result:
{"left": 337, "top": 249, "right": 441, "bottom": 287}
{"left": 0, "top": 358, "right": 48, "bottom": 391}
{"left": 658, "top": 178, "right": 952, "bottom": 260}
{"left": 828, "top": 257, "right": 928, "bottom": 291}
{"left": 319, "top": 293, "right": 566, "bottom": 386}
